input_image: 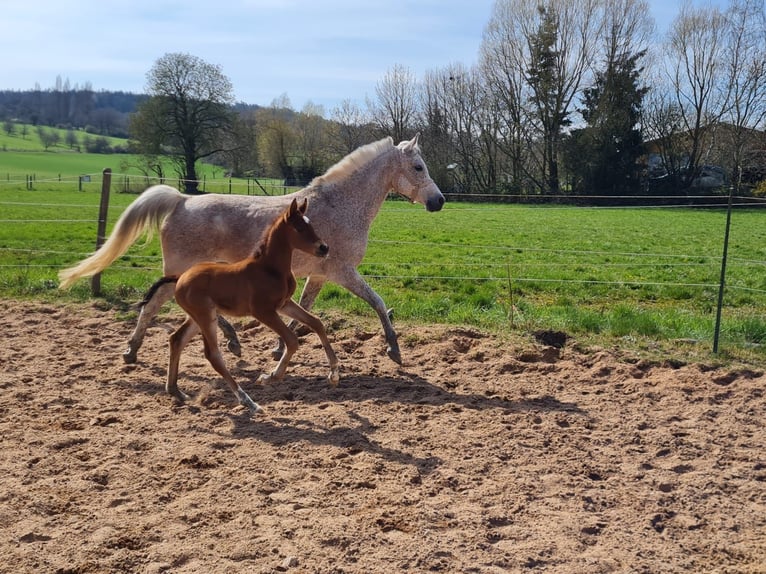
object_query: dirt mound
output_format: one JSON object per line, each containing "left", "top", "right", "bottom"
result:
{"left": 1, "top": 300, "right": 764, "bottom": 573}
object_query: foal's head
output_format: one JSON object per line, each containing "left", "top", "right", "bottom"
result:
{"left": 276, "top": 198, "right": 329, "bottom": 258}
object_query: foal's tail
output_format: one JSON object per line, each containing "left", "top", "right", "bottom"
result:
{"left": 59, "top": 185, "right": 186, "bottom": 289}
{"left": 138, "top": 276, "right": 179, "bottom": 309}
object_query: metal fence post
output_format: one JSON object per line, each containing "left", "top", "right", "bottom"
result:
{"left": 90, "top": 168, "right": 112, "bottom": 296}
{"left": 713, "top": 185, "right": 734, "bottom": 354}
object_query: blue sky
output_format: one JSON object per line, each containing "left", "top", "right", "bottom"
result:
{"left": 2, "top": 0, "right": 722, "bottom": 115}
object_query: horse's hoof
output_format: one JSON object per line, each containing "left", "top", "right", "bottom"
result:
{"left": 270, "top": 348, "right": 283, "bottom": 361}
{"left": 257, "top": 373, "right": 273, "bottom": 385}
{"left": 122, "top": 348, "right": 137, "bottom": 364}
{"left": 169, "top": 390, "right": 191, "bottom": 403}
{"left": 327, "top": 368, "right": 340, "bottom": 387}
{"left": 386, "top": 344, "right": 403, "bottom": 365}
{"left": 387, "top": 308, "right": 394, "bottom": 321}
{"left": 237, "top": 389, "right": 263, "bottom": 414}
{"left": 227, "top": 339, "right": 242, "bottom": 357}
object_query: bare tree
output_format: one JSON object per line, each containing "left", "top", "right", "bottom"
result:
{"left": 330, "top": 99, "right": 372, "bottom": 155}
{"left": 665, "top": 2, "right": 728, "bottom": 189}
{"left": 295, "top": 101, "right": 329, "bottom": 181}
{"left": 481, "top": 0, "right": 601, "bottom": 194}
{"left": 481, "top": 0, "right": 532, "bottom": 193}
{"left": 368, "top": 64, "right": 418, "bottom": 142}
{"left": 719, "top": 0, "right": 766, "bottom": 192}
{"left": 256, "top": 95, "right": 297, "bottom": 180}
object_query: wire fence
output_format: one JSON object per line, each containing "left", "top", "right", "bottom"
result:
{"left": 0, "top": 171, "right": 299, "bottom": 196}
{"left": 2, "top": 169, "right": 766, "bottom": 353}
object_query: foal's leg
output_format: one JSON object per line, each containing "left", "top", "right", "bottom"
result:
{"left": 257, "top": 311, "right": 301, "bottom": 385}
{"left": 167, "top": 317, "right": 200, "bottom": 403}
{"left": 197, "top": 314, "right": 263, "bottom": 414}
{"left": 280, "top": 300, "right": 340, "bottom": 386}
{"left": 126, "top": 280, "right": 175, "bottom": 364}
{"left": 272, "top": 276, "right": 326, "bottom": 360}
{"left": 217, "top": 315, "right": 242, "bottom": 357}
{"left": 333, "top": 267, "right": 402, "bottom": 365}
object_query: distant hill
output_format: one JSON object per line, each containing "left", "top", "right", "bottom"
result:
{"left": 0, "top": 88, "right": 261, "bottom": 140}
{"left": 0, "top": 88, "right": 146, "bottom": 139}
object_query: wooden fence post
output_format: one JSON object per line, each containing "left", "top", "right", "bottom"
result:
{"left": 90, "top": 168, "right": 112, "bottom": 296}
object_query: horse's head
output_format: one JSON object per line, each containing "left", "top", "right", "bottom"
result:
{"left": 285, "top": 198, "right": 329, "bottom": 258}
{"left": 393, "top": 133, "right": 445, "bottom": 212}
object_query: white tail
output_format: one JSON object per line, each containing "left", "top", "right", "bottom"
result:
{"left": 58, "top": 185, "right": 185, "bottom": 288}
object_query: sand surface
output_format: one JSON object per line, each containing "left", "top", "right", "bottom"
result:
{"left": 1, "top": 300, "right": 764, "bottom": 573}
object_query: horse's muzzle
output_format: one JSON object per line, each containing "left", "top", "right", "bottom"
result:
{"left": 316, "top": 243, "right": 330, "bottom": 257}
{"left": 426, "top": 194, "right": 445, "bottom": 212}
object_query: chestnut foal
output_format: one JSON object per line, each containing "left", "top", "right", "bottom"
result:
{"left": 140, "top": 198, "right": 340, "bottom": 414}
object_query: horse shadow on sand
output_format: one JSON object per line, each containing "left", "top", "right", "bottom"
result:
{"left": 116, "top": 361, "right": 586, "bottom": 476}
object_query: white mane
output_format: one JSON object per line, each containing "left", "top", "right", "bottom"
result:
{"left": 312, "top": 137, "right": 395, "bottom": 186}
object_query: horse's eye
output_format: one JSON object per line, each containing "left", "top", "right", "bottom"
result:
{"left": 414, "top": 164, "right": 424, "bottom": 172}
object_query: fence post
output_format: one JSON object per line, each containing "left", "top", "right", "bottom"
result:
{"left": 713, "top": 184, "right": 734, "bottom": 354}
{"left": 90, "top": 168, "right": 112, "bottom": 297}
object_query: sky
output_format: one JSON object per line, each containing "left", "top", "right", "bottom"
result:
{"left": 2, "top": 0, "right": 723, "bottom": 116}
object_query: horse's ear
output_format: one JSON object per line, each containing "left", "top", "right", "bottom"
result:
{"left": 298, "top": 198, "right": 308, "bottom": 214}
{"left": 400, "top": 133, "right": 420, "bottom": 153}
{"left": 288, "top": 198, "right": 298, "bottom": 215}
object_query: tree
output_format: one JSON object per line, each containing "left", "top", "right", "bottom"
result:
{"left": 36, "top": 126, "right": 60, "bottom": 150}
{"left": 256, "top": 94, "right": 297, "bottom": 180}
{"left": 330, "top": 99, "right": 373, "bottom": 156}
{"left": 566, "top": 50, "right": 648, "bottom": 195}
{"left": 65, "top": 129, "right": 79, "bottom": 150}
{"left": 369, "top": 64, "right": 418, "bottom": 142}
{"left": 665, "top": 3, "right": 728, "bottom": 189}
{"left": 719, "top": 0, "right": 766, "bottom": 192}
{"left": 294, "top": 101, "right": 329, "bottom": 181}
{"left": 130, "top": 52, "right": 236, "bottom": 193}
{"left": 481, "top": 0, "right": 600, "bottom": 195}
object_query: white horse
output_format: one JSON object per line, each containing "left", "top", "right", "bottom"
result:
{"left": 59, "top": 134, "right": 445, "bottom": 365}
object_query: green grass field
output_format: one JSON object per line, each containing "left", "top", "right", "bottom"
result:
{"left": 0, "top": 124, "right": 285, "bottom": 194}
{"left": 2, "top": 181, "right": 765, "bottom": 363}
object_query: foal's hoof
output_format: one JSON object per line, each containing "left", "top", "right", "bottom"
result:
{"left": 226, "top": 339, "right": 242, "bottom": 357}
{"left": 168, "top": 389, "right": 191, "bottom": 404}
{"left": 257, "top": 373, "right": 275, "bottom": 385}
{"left": 270, "top": 347, "right": 283, "bottom": 361}
{"left": 122, "top": 348, "right": 137, "bottom": 364}
{"left": 236, "top": 389, "right": 264, "bottom": 415}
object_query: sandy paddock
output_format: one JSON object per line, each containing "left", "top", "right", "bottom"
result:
{"left": 0, "top": 300, "right": 764, "bottom": 573}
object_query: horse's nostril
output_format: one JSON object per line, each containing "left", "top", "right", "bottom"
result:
{"left": 318, "top": 243, "right": 329, "bottom": 256}
{"left": 427, "top": 195, "right": 445, "bottom": 212}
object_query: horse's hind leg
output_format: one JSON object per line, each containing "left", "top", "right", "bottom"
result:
{"left": 126, "top": 280, "right": 175, "bottom": 364}
{"left": 199, "top": 317, "right": 262, "bottom": 414}
{"left": 272, "top": 276, "right": 326, "bottom": 360}
{"left": 217, "top": 315, "right": 242, "bottom": 357}
{"left": 167, "top": 317, "right": 200, "bottom": 403}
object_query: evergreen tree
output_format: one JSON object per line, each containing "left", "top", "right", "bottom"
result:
{"left": 569, "top": 51, "right": 648, "bottom": 196}
{"left": 526, "top": 5, "right": 570, "bottom": 194}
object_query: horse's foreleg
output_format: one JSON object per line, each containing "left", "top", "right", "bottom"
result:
{"left": 199, "top": 317, "right": 262, "bottom": 415}
{"left": 217, "top": 315, "right": 242, "bottom": 357}
{"left": 259, "top": 312, "right": 300, "bottom": 384}
{"left": 126, "top": 280, "right": 175, "bottom": 364}
{"left": 167, "top": 317, "right": 200, "bottom": 403}
{"left": 280, "top": 300, "right": 340, "bottom": 386}
{"left": 272, "top": 276, "right": 326, "bottom": 360}
{"left": 335, "top": 269, "right": 401, "bottom": 365}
